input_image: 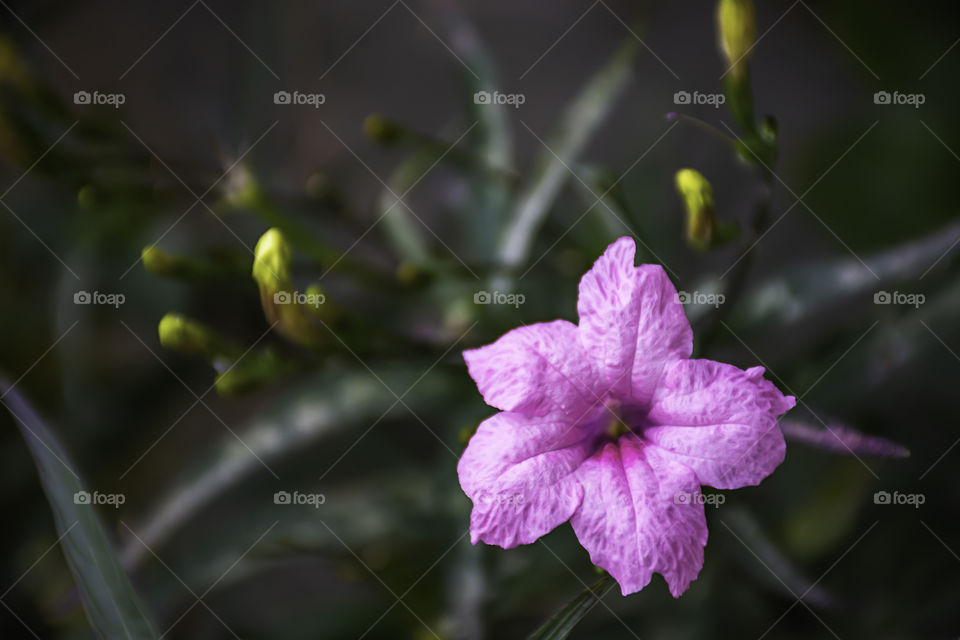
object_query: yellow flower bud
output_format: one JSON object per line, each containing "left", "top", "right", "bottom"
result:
{"left": 0, "top": 36, "right": 32, "bottom": 90}
{"left": 143, "top": 245, "right": 249, "bottom": 280}
{"left": 252, "top": 228, "right": 292, "bottom": 293}
{"left": 77, "top": 185, "right": 97, "bottom": 210}
{"left": 252, "top": 228, "right": 324, "bottom": 346}
{"left": 141, "top": 245, "right": 175, "bottom": 276}
{"left": 675, "top": 169, "right": 716, "bottom": 251}
{"left": 363, "top": 114, "right": 405, "bottom": 145}
{"left": 717, "top": 0, "right": 757, "bottom": 79}
{"left": 158, "top": 313, "right": 232, "bottom": 357}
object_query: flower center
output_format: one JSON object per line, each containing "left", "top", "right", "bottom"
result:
{"left": 595, "top": 398, "right": 648, "bottom": 441}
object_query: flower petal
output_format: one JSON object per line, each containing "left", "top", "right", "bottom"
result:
{"left": 458, "top": 412, "right": 592, "bottom": 548}
{"left": 644, "top": 359, "right": 796, "bottom": 489}
{"left": 464, "top": 320, "right": 598, "bottom": 418}
{"left": 627, "top": 264, "right": 694, "bottom": 405}
{"left": 576, "top": 237, "right": 692, "bottom": 403}
{"left": 570, "top": 436, "right": 708, "bottom": 597}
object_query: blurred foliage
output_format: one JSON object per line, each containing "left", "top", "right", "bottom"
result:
{"left": 0, "top": 1, "right": 958, "bottom": 639}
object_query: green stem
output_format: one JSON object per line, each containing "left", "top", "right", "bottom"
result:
{"left": 667, "top": 112, "right": 739, "bottom": 147}
{"left": 696, "top": 173, "right": 774, "bottom": 353}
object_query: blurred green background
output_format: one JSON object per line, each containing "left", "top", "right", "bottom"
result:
{"left": 0, "top": 1, "right": 958, "bottom": 638}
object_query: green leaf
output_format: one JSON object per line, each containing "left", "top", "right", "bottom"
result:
{"left": 498, "top": 35, "right": 640, "bottom": 273}
{"left": 526, "top": 574, "right": 614, "bottom": 640}
{"left": 121, "top": 365, "right": 458, "bottom": 569}
{"left": 1, "top": 379, "right": 160, "bottom": 640}
{"left": 449, "top": 12, "right": 516, "bottom": 257}
{"left": 573, "top": 163, "right": 641, "bottom": 244}
{"left": 377, "top": 148, "right": 436, "bottom": 267}
{"left": 779, "top": 461, "right": 875, "bottom": 560}
{"left": 804, "top": 274, "right": 960, "bottom": 400}
{"left": 734, "top": 219, "right": 960, "bottom": 330}
{"left": 449, "top": 12, "right": 513, "bottom": 175}
{"left": 724, "top": 507, "right": 839, "bottom": 609}
{"left": 128, "top": 471, "right": 455, "bottom": 607}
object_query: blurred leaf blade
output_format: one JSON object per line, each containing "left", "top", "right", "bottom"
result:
{"left": 807, "top": 274, "right": 960, "bottom": 399}
{"left": 122, "top": 365, "right": 458, "bottom": 568}
{"left": 735, "top": 219, "right": 960, "bottom": 330}
{"left": 724, "top": 507, "right": 839, "bottom": 610}
{"left": 498, "top": 35, "right": 640, "bottom": 272}
{"left": 1, "top": 379, "right": 160, "bottom": 640}
{"left": 378, "top": 148, "right": 437, "bottom": 267}
{"left": 448, "top": 10, "right": 516, "bottom": 256}
{"left": 573, "top": 163, "right": 642, "bottom": 245}
{"left": 526, "top": 574, "right": 614, "bottom": 640}
{"left": 449, "top": 11, "right": 514, "bottom": 174}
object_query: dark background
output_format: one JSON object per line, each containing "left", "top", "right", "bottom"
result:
{"left": 0, "top": 1, "right": 958, "bottom": 638}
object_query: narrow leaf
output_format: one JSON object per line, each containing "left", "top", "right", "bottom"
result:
{"left": 449, "top": 11, "right": 513, "bottom": 174}
{"left": 498, "top": 35, "right": 640, "bottom": 272}
{"left": 527, "top": 574, "right": 614, "bottom": 640}
{"left": 122, "top": 365, "right": 456, "bottom": 569}
{"left": 378, "top": 150, "right": 434, "bottom": 266}
{"left": 736, "top": 219, "right": 960, "bottom": 329}
{"left": 724, "top": 507, "right": 839, "bottom": 610}
{"left": 573, "top": 163, "right": 643, "bottom": 245}
{"left": 1, "top": 379, "right": 160, "bottom": 640}
{"left": 449, "top": 11, "right": 515, "bottom": 257}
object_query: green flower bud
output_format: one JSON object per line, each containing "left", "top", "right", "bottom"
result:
{"left": 675, "top": 169, "right": 717, "bottom": 251}
{"left": 141, "top": 245, "right": 177, "bottom": 276}
{"left": 363, "top": 114, "right": 406, "bottom": 146}
{"left": 0, "top": 36, "right": 32, "bottom": 90}
{"left": 252, "top": 227, "right": 292, "bottom": 293}
{"left": 760, "top": 115, "right": 778, "bottom": 145}
{"left": 252, "top": 228, "right": 325, "bottom": 346}
{"left": 142, "top": 245, "right": 249, "bottom": 280}
{"left": 214, "top": 349, "right": 289, "bottom": 396}
{"left": 304, "top": 172, "right": 345, "bottom": 210}
{"left": 396, "top": 260, "right": 425, "bottom": 286}
{"left": 222, "top": 162, "right": 262, "bottom": 210}
{"left": 717, "top": 0, "right": 756, "bottom": 80}
{"left": 158, "top": 313, "right": 234, "bottom": 357}
{"left": 77, "top": 184, "right": 97, "bottom": 210}
{"left": 458, "top": 423, "right": 479, "bottom": 446}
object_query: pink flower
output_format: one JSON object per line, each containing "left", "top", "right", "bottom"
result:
{"left": 459, "top": 237, "right": 795, "bottom": 597}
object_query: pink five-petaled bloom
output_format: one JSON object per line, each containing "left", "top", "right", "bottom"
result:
{"left": 458, "top": 237, "right": 795, "bottom": 597}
